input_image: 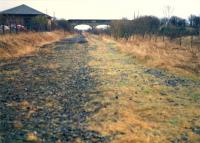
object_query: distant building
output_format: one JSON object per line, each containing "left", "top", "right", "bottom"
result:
{"left": 0, "top": 4, "right": 52, "bottom": 31}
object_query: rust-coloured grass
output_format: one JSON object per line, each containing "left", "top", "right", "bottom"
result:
{"left": 85, "top": 34, "right": 200, "bottom": 143}
{"left": 0, "top": 31, "right": 68, "bottom": 60}
{"left": 101, "top": 35, "right": 200, "bottom": 78}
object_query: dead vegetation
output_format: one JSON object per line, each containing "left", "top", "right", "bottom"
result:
{"left": 101, "top": 35, "right": 200, "bottom": 78}
{"left": 86, "top": 34, "right": 200, "bottom": 143}
{"left": 0, "top": 31, "right": 67, "bottom": 60}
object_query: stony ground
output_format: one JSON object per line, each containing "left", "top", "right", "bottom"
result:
{"left": 0, "top": 34, "right": 200, "bottom": 143}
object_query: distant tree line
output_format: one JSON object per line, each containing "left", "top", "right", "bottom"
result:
{"left": 111, "top": 15, "right": 200, "bottom": 46}
{"left": 91, "top": 27, "right": 111, "bottom": 35}
{"left": 55, "top": 19, "right": 72, "bottom": 32}
{"left": 111, "top": 17, "right": 159, "bottom": 39}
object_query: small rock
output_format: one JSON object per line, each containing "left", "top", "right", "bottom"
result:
{"left": 192, "top": 127, "right": 200, "bottom": 135}
{"left": 26, "top": 132, "right": 38, "bottom": 142}
{"left": 56, "top": 140, "right": 63, "bottom": 143}
{"left": 180, "top": 133, "right": 189, "bottom": 141}
{"left": 19, "top": 100, "right": 30, "bottom": 110}
{"left": 160, "top": 92, "right": 167, "bottom": 96}
{"left": 14, "top": 120, "right": 23, "bottom": 129}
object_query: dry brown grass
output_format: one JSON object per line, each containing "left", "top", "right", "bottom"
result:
{"left": 102, "top": 35, "right": 200, "bottom": 78}
{"left": 85, "top": 34, "right": 200, "bottom": 143}
{"left": 0, "top": 31, "right": 67, "bottom": 60}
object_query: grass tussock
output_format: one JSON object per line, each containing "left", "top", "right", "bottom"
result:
{"left": 0, "top": 31, "right": 67, "bottom": 60}
{"left": 102, "top": 35, "right": 200, "bottom": 77}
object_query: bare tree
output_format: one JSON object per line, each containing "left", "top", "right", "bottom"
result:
{"left": 163, "top": 5, "right": 174, "bottom": 25}
{"left": 162, "top": 5, "right": 174, "bottom": 41}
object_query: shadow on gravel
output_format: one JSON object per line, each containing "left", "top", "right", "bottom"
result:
{"left": 0, "top": 35, "right": 110, "bottom": 143}
{"left": 56, "top": 35, "right": 88, "bottom": 44}
{"left": 144, "top": 68, "right": 200, "bottom": 87}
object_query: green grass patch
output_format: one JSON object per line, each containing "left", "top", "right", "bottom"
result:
{"left": 189, "top": 92, "right": 200, "bottom": 100}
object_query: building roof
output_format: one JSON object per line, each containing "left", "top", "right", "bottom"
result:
{"left": 0, "top": 4, "right": 50, "bottom": 17}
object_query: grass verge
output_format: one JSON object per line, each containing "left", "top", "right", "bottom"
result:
{"left": 0, "top": 31, "right": 69, "bottom": 60}
{"left": 101, "top": 35, "right": 200, "bottom": 78}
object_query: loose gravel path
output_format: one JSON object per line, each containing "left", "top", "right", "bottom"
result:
{"left": 0, "top": 34, "right": 200, "bottom": 143}
{"left": 0, "top": 35, "right": 109, "bottom": 143}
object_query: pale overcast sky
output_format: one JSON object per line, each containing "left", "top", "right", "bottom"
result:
{"left": 0, "top": 0, "right": 199, "bottom": 19}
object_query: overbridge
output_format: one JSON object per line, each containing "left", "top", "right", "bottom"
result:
{"left": 68, "top": 19, "right": 117, "bottom": 29}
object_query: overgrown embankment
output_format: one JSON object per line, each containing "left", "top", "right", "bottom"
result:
{"left": 0, "top": 31, "right": 67, "bottom": 60}
{"left": 102, "top": 35, "right": 200, "bottom": 78}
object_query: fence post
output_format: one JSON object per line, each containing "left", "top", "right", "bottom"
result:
{"left": 2, "top": 24, "right": 5, "bottom": 34}
{"left": 190, "top": 35, "right": 193, "bottom": 48}
{"left": 15, "top": 22, "right": 18, "bottom": 34}
{"left": 162, "top": 35, "right": 165, "bottom": 42}
{"left": 9, "top": 21, "right": 12, "bottom": 34}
